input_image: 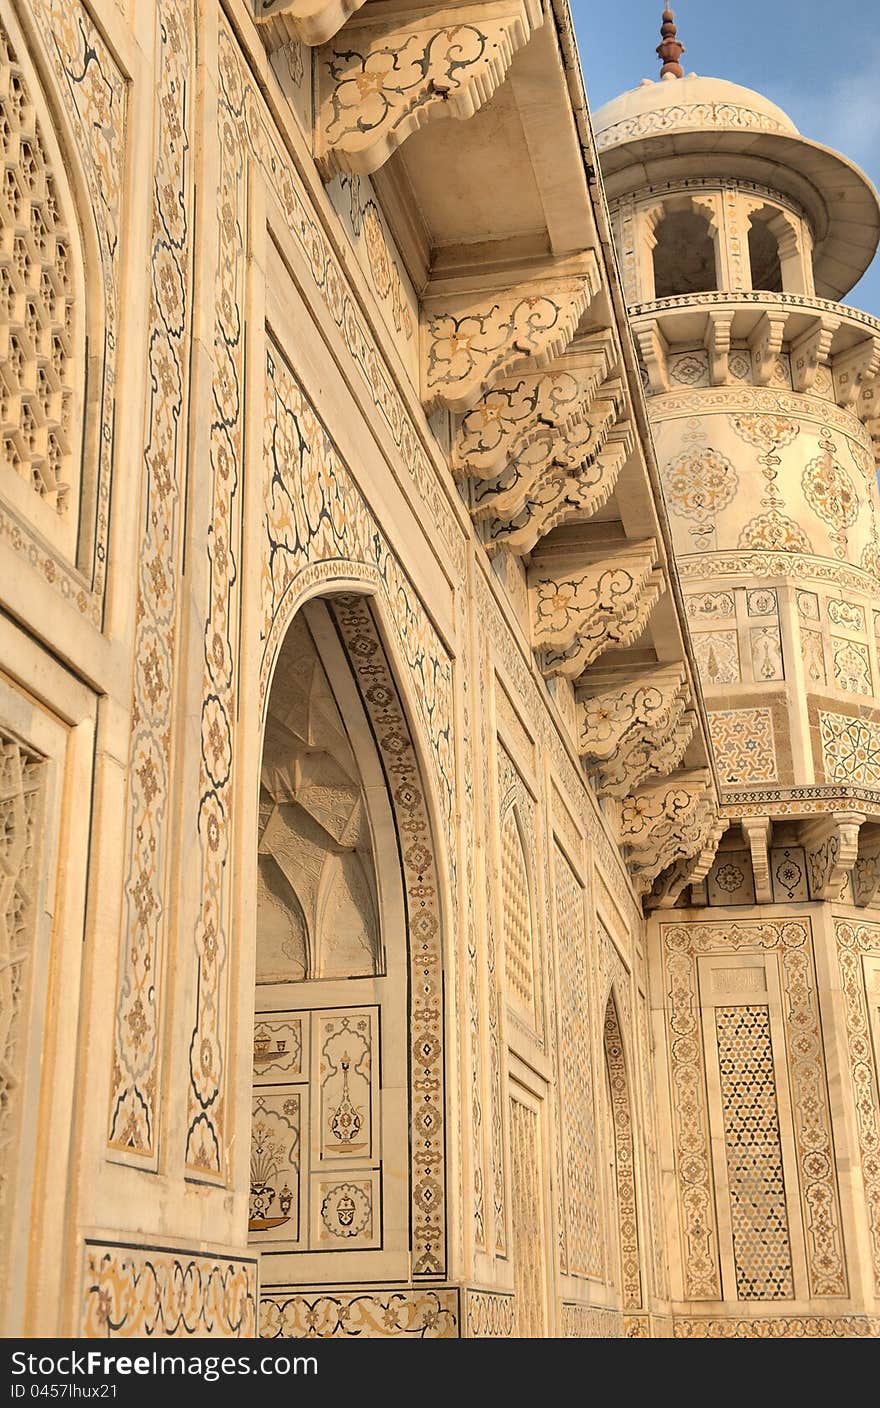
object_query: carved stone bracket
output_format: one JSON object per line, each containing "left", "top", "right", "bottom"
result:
{"left": 634, "top": 318, "right": 668, "bottom": 395}
{"left": 421, "top": 260, "right": 600, "bottom": 413}
{"left": 791, "top": 314, "right": 839, "bottom": 394}
{"left": 255, "top": 0, "right": 367, "bottom": 48}
{"left": 472, "top": 383, "right": 623, "bottom": 519}
{"left": 529, "top": 541, "right": 663, "bottom": 681}
{"left": 481, "top": 419, "right": 632, "bottom": 557}
{"left": 577, "top": 665, "right": 696, "bottom": 798}
{"left": 741, "top": 815, "right": 773, "bottom": 904}
{"left": 705, "top": 312, "right": 733, "bottom": 386}
{"left": 749, "top": 310, "right": 787, "bottom": 385}
{"left": 833, "top": 336, "right": 880, "bottom": 409}
{"left": 452, "top": 335, "right": 614, "bottom": 482}
{"left": 316, "top": 0, "right": 545, "bottom": 177}
{"left": 646, "top": 817, "right": 727, "bottom": 910}
{"left": 853, "top": 824, "right": 880, "bottom": 908}
{"left": 618, "top": 770, "right": 718, "bottom": 892}
{"left": 802, "top": 811, "right": 865, "bottom": 900}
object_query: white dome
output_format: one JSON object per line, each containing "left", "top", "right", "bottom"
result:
{"left": 593, "top": 74, "right": 798, "bottom": 152}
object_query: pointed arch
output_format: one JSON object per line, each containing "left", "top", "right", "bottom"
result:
{"left": 250, "top": 589, "right": 450, "bottom": 1297}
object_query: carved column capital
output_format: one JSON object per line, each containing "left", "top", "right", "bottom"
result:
{"left": 577, "top": 665, "right": 696, "bottom": 797}
{"left": 529, "top": 542, "right": 663, "bottom": 681}
{"left": 315, "top": 1, "right": 544, "bottom": 178}
{"left": 421, "top": 260, "right": 600, "bottom": 413}
{"left": 802, "top": 810, "right": 865, "bottom": 900}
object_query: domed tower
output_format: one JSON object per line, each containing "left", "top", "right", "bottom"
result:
{"left": 595, "top": 10, "right": 880, "bottom": 1333}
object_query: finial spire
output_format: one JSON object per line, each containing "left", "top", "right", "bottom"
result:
{"left": 657, "top": 7, "right": 685, "bottom": 79}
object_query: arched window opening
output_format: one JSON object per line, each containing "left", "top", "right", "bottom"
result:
{"left": 748, "top": 215, "right": 783, "bottom": 293}
{"left": 250, "top": 597, "right": 421, "bottom": 1286}
{"left": 652, "top": 207, "right": 718, "bottom": 299}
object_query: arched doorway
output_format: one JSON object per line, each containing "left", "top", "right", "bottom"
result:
{"left": 249, "top": 593, "right": 447, "bottom": 1296}
{"left": 603, "top": 993, "right": 642, "bottom": 1313}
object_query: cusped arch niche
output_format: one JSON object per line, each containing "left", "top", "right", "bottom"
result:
{"left": 0, "top": 7, "right": 97, "bottom": 564}
{"left": 257, "top": 607, "right": 381, "bottom": 984}
{"left": 251, "top": 593, "right": 447, "bottom": 1300}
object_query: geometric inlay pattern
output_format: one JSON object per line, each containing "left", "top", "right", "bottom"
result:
{"left": 716, "top": 1006, "right": 794, "bottom": 1300}
{"left": 820, "top": 711, "right": 880, "bottom": 786}
{"left": 709, "top": 708, "right": 777, "bottom": 786}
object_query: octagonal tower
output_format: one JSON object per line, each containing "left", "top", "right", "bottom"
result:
{"left": 595, "top": 9, "right": 880, "bottom": 1333}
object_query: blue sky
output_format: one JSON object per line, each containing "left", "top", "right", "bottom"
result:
{"left": 572, "top": 0, "right": 880, "bottom": 316}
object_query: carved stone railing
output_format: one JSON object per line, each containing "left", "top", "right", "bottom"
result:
{"left": 314, "top": 0, "right": 544, "bottom": 177}
{"left": 628, "top": 292, "right": 880, "bottom": 428}
{"left": 529, "top": 541, "right": 663, "bottom": 681}
{"left": 576, "top": 665, "right": 696, "bottom": 798}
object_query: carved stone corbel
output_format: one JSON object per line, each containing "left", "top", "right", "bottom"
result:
{"left": 832, "top": 336, "right": 880, "bottom": 409}
{"left": 634, "top": 318, "right": 669, "bottom": 395}
{"left": 791, "top": 314, "right": 839, "bottom": 393}
{"left": 452, "top": 335, "right": 614, "bottom": 482}
{"left": 472, "top": 387, "right": 622, "bottom": 521}
{"left": 802, "top": 811, "right": 865, "bottom": 900}
{"left": 741, "top": 815, "right": 773, "bottom": 904}
{"left": 646, "top": 817, "right": 727, "bottom": 910}
{"left": 577, "top": 665, "right": 696, "bottom": 797}
{"left": 749, "top": 310, "right": 788, "bottom": 385}
{"left": 483, "top": 421, "right": 632, "bottom": 557}
{"left": 529, "top": 542, "right": 662, "bottom": 681}
{"left": 705, "top": 312, "right": 733, "bottom": 386}
{"left": 618, "top": 770, "right": 717, "bottom": 890}
{"left": 255, "top": 0, "right": 367, "bottom": 48}
{"left": 853, "top": 823, "right": 880, "bottom": 907}
{"left": 421, "top": 259, "right": 600, "bottom": 413}
{"left": 315, "top": 0, "right": 544, "bottom": 178}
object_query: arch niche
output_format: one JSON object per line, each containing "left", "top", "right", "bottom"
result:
{"left": 603, "top": 991, "right": 642, "bottom": 1315}
{"left": 249, "top": 592, "right": 447, "bottom": 1292}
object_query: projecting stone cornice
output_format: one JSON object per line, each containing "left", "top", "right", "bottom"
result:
{"left": 421, "top": 257, "right": 601, "bottom": 413}
{"left": 314, "top": 0, "right": 545, "bottom": 177}
{"left": 451, "top": 334, "right": 615, "bottom": 482}
{"left": 576, "top": 665, "right": 696, "bottom": 798}
{"left": 528, "top": 541, "right": 663, "bottom": 681}
{"left": 627, "top": 292, "right": 880, "bottom": 424}
{"left": 645, "top": 817, "right": 728, "bottom": 909}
